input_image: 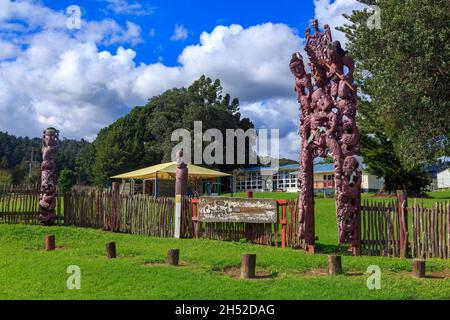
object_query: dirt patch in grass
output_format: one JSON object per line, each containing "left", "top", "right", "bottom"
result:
{"left": 345, "top": 271, "right": 365, "bottom": 277}
{"left": 144, "top": 260, "right": 189, "bottom": 267}
{"left": 301, "top": 268, "right": 329, "bottom": 277}
{"left": 220, "top": 265, "right": 276, "bottom": 280}
{"left": 427, "top": 269, "right": 450, "bottom": 279}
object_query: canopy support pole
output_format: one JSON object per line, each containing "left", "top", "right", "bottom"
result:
{"left": 154, "top": 172, "right": 159, "bottom": 197}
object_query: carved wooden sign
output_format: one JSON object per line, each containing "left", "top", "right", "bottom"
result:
{"left": 198, "top": 197, "right": 277, "bottom": 224}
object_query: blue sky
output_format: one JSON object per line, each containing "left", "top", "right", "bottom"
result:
{"left": 44, "top": 0, "right": 315, "bottom": 66}
{"left": 0, "top": 0, "right": 366, "bottom": 159}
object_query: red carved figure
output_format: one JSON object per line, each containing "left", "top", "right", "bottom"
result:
{"left": 39, "top": 127, "right": 59, "bottom": 226}
{"left": 291, "top": 19, "right": 362, "bottom": 255}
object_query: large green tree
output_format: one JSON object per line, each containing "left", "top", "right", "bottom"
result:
{"left": 338, "top": 0, "right": 450, "bottom": 192}
{"left": 91, "top": 76, "right": 255, "bottom": 186}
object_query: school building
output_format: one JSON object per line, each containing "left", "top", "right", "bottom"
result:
{"left": 232, "top": 163, "right": 384, "bottom": 194}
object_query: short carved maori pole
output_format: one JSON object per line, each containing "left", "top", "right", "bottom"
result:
{"left": 167, "top": 249, "right": 180, "bottom": 266}
{"left": 241, "top": 254, "right": 256, "bottom": 279}
{"left": 45, "top": 235, "right": 56, "bottom": 251}
{"left": 39, "top": 127, "right": 59, "bottom": 226}
{"left": 106, "top": 242, "right": 117, "bottom": 259}
{"left": 175, "top": 149, "right": 188, "bottom": 239}
{"left": 412, "top": 259, "right": 426, "bottom": 278}
{"left": 327, "top": 255, "right": 342, "bottom": 275}
{"left": 290, "top": 19, "right": 362, "bottom": 255}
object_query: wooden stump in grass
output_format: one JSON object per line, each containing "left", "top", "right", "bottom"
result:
{"left": 106, "top": 242, "right": 117, "bottom": 259}
{"left": 412, "top": 259, "right": 426, "bottom": 278}
{"left": 167, "top": 249, "right": 180, "bottom": 266}
{"left": 45, "top": 235, "right": 55, "bottom": 251}
{"left": 327, "top": 256, "right": 342, "bottom": 275}
{"left": 241, "top": 254, "right": 256, "bottom": 279}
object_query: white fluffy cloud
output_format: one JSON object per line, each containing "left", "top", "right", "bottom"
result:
{"left": 0, "top": 0, "right": 364, "bottom": 160}
{"left": 104, "top": 0, "right": 156, "bottom": 16}
{"left": 314, "top": 0, "right": 367, "bottom": 46}
{"left": 170, "top": 24, "right": 189, "bottom": 41}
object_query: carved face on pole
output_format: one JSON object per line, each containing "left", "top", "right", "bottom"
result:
{"left": 43, "top": 128, "right": 59, "bottom": 147}
{"left": 290, "top": 53, "right": 306, "bottom": 78}
{"left": 343, "top": 156, "right": 358, "bottom": 176}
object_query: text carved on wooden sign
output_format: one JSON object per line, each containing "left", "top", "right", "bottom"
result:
{"left": 198, "top": 197, "right": 277, "bottom": 223}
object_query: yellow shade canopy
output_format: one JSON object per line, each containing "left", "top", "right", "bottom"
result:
{"left": 111, "top": 162, "right": 231, "bottom": 180}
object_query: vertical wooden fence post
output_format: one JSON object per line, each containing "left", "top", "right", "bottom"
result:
{"left": 412, "top": 259, "right": 426, "bottom": 278}
{"left": 111, "top": 182, "right": 120, "bottom": 232}
{"left": 192, "top": 199, "right": 199, "bottom": 239}
{"left": 397, "top": 190, "right": 409, "bottom": 258}
{"left": 167, "top": 249, "right": 180, "bottom": 266}
{"left": 45, "top": 235, "right": 56, "bottom": 251}
{"left": 279, "top": 200, "right": 287, "bottom": 249}
{"left": 241, "top": 254, "right": 256, "bottom": 279}
{"left": 106, "top": 242, "right": 117, "bottom": 259}
{"left": 327, "top": 255, "right": 343, "bottom": 275}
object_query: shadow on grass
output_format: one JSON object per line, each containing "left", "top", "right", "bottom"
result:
{"left": 315, "top": 243, "right": 354, "bottom": 256}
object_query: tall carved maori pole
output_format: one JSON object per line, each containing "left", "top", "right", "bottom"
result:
{"left": 39, "top": 127, "right": 59, "bottom": 226}
{"left": 290, "top": 19, "right": 362, "bottom": 255}
{"left": 174, "top": 149, "right": 188, "bottom": 238}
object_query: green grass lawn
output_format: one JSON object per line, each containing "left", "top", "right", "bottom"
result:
{"left": 1, "top": 225, "right": 449, "bottom": 299}
{"left": 0, "top": 190, "right": 449, "bottom": 300}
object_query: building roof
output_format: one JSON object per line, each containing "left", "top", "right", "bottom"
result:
{"left": 111, "top": 162, "right": 231, "bottom": 180}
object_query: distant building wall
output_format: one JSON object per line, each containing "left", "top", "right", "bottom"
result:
{"left": 437, "top": 169, "right": 450, "bottom": 189}
{"left": 233, "top": 165, "right": 384, "bottom": 194}
{"left": 362, "top": 174, "right": 384, "bottom": 192}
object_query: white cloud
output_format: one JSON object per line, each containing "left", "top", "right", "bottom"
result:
{"left": 103, "top": 0, "right": 156, "bottom": 16}
{"left": 0, "top": 0, "right": 364, "bottom": 161}
{"left": 179, "top": 24, "right": 302, "bottom": 102}
{"left": 170, "top": 24, "right": 189, "bottom": 41}
{"left": 313, "top": 0, "right": 367, "bottom": 46}
{"left": 0, "top": 39, "right": 20, "bottom": 59}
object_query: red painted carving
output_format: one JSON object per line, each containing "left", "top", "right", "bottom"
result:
{"left": 39, "top": 127, "right": 59, "bottom": 226}
{"left": 291, "top": 20, "right": 361, "bottom": 255}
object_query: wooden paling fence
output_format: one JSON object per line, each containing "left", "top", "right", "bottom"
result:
{"left": 0, "top": 185, "right": 63, "bottom": 225}
{"left": 286, "top": 199, "right": 302, "bottom": 249}
{"left": 361, "top": 200, "right": 401, "bottom": 257}
{"left": 361, "top": 197, "right": 450, "bottom": 259}
{"left": 412, "top": 202, "right": 449, "bottom": 259}
{"left": 1, "top": 184, "right": 449, "bottom": 259}
{"left": 64, "top": 190, "right": 193, "bottom": 238}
